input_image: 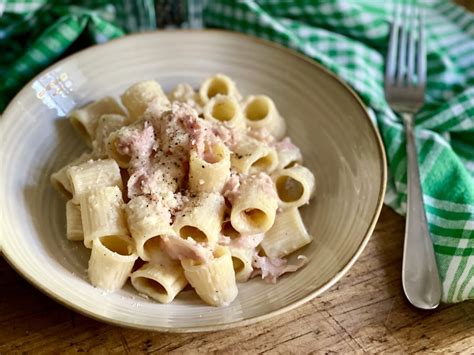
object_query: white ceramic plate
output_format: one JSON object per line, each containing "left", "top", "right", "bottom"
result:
{"left": 0, "top": 30, "right": 386, "bottom": 332}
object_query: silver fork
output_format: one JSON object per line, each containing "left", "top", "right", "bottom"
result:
{"left": 384, "top": 5, "right": 442, "bottom": 309}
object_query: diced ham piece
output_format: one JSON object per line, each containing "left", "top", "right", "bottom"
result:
{"left": 218, "top": 234, "right": 232, "bottom": 246}
{"left": 230, "top": 233, "right": 265, "bottom": 249}
{"left": 272, "top": 137, "right": 298, "bottom": 151}
{"left": 251, "top": 254, "right": 308, "bottom": 283}
{"left": 160, "top": 234, "right": 213, "bottom": 263}
{"left": 222, "top": 172, "right": 241, "bottom": 204}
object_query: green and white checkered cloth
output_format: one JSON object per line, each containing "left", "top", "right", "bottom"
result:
{"left": 1, "top": 0, "right": 473, "bottom": 303}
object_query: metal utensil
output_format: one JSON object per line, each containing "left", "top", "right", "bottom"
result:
{"left": 384, "top": 5, "right": 442, "bottom": 309}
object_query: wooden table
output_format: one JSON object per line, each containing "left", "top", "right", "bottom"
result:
{"left": 1, "top": 206, "right": 473, "bottom": 353}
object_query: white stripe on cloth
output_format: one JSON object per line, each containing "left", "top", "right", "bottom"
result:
{"left": 417, "top": 129, "right": 451, "bottom": 149}
{"left": 434, "top": 31, "right": 468, "bottom": 51}
{"left": 449, "top": 117, "right": 474, "bottom": 131}
{"left": 457, "top": 50, "right": 474, "bottom": 68}
{"left": 442, "top": 238, "right": 468, "bottom": 302}
{"left": 432, "top": 234, "right": 472, "bottom": 247}
{"left": 393, "top": 182, "right": 474, "bottom": 214}
{"left": 449, "top": 39, "right": 474, "bottom": 58}
{"left": 427, "top": 214, "right": 474, "bottom": 230}
{"left": 464, "top": 160, "right": 474, "bottom": 174}
{"left": 461, "top": 266, "right": 474, "bottom": 299}
{"left": 424, "top": 196, "right": 474, "bottom": 213}
{"left": 453, "top": 251, "right": 474, "bottom": 301}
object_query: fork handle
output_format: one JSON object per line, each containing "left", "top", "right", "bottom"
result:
{"left": 401, "top": 113, "right": 442, "bottom": 309}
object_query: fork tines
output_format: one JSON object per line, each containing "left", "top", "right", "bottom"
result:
{"left": 385, "top": 5, "right": 426, "bottom": 90}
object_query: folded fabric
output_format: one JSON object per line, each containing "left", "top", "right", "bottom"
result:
{"left": 1, "top": 0, "right": 473, "bottom": 303}
{"left": 0, "top": 0, "right": 162, "bottom": 110}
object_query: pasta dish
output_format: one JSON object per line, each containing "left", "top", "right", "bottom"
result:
{"left": 51, "top": 74, "right": 315, "bottom": 307}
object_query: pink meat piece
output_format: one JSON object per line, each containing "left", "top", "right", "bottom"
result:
{"left": 272, "top": 137, "right": 298, "bottom": 151}
{"left": 218, "top": 234, "right": 232, "bottom": 246}
{"left": 222, "top": 172, "right": 241, "bottom": 204}
{"left": 230, "top": 233, "right": 265, "bottom": 249}
{"left": 160, "top": 235, "right": 213, "bottom": 263}
{"left": 251, "top": 254, "right": 308, "bottom": 283}
{"left": 213, "top": 124, "right": 238, "bottom": 149}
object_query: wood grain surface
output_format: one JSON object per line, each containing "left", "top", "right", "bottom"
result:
{"left": 1, "top": 206, "right": 473, "bottom": 353}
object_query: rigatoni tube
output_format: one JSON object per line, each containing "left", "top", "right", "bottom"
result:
{"left": 198, "top": 73, "right": 241, "bottom": 105}
{"left": 230, "top": 173, "right": 278, "bottom": 235}
{"left": 231, "top": 138, "right": 278, "bottom": 175}
{"left": 261, "top": 208, "right": 312, "bottom": 258}
{"left": 188, "top": 142, "right": 231, "bottom": 194}
{"left": 274, "top": 138, "right": 303, "bottom": 170}
{"left": 203, "top": 94, "right": 245, "bottom": 130}
{"left": 173, "top": 193, "right": 225, "bottom": 247}
{"left": 92, "top": 113, "right": 127, "bottom": 158}
{"left": 181, "top": 246, "right": 238, "bottom": 307}
{"left": 50, "top": 152, "right": 92, "bottom": 199}
{"left": 125, "top": 196, "right": 174, "bottom": 261}
{"left": 271, "top": 165, "right": 315, "bottom": 208}
{"left": 79, "top": 186, "right": 128, "bottom": 248}
{"left": 66, "top": 200, "right": 83, "bottom": 241}
{"left": 131, "top": 260, "right": 188, "bottom": 304}
{"left": 230, "top": 174, "right": 278, "bottom": 234}
{"left": 121, "top": 80, "right": 170, "bottom": 122}
{"left": 69, "top": 96, "right": 126, "bottom": 147}
{"left": 67, "top": 158, "right": 123, "bottom": 203}
{"left": 229, "top": 247, "right": 254, "bottom": 282}
{"left": 242, "top": 95, "right": 286, "bottom": 139}
{"left": 88, "top": 235, "right": 137, "bottom": 291}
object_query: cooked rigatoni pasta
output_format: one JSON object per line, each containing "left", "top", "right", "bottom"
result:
{"left": 261, "top": 208, "right": 312, "bottom": 259}
{"left": 93, "top": 114, "right": 127, "bottom": 158}
{"left": 69, "top": 96, "right": 126, "bottom": 147}
{"left": 188, "top": 142, "right": 231, "bottom": 193}
{"left": 167, "top": 83, "right": 203, "bottom": 114}
{"left": 88, "top": 235, "right": 137, "bottom": 291}
{"left": 272, "top": 165, "right": 315, "bottom": 208}
{"left": 50, "top": 152, "right": 92, "bottom": 199}
{"left": 230, "top": 174, "right": 278, "bottom": 235}
{"left": 167, "top": 83, "right": 196, "bottom": 103}
{"left": 121, "top": 80, "right": 170, "bottom": 122}
{"left": 131, "top": 254, "right": 187, "bottom": 304}
{"left": 274, "top": 138, "right": 303, "bottom": 170}
{"left": 242, "top": 95, "right": 286, "bottom": 140}
{"left": 231, "top": 137, "right": 278, "bottom": 174}
{"left": 203, "top": 94, "right": 245, "bottom": 130}
{"left": 181, "top": 246, "right": 238, "bottom": 307}
{"left": 229, "top": 247, "right": 254, "bottom": 282}
{"left": 66, "top": 200, "right": 83, "bottom": 241}
{"left": 53, "top": 75, "right": 315, "bottom": 307}
{"left": 126, "top": 196, "right": 174, "bottom": 261}
{"left": 67, "top": 158, "right": 123, "bottom": 203}
{"left": 79, "top": 186, "right": 128, "bottom": 248}
{"left": 198, "top": 73, "right": 241, "bottom": 104}
{"left": 105, "top": 127, "right": 132, "bottom": 168}
{"left": 172, "top": 193, "right": 225, "bottom": 247}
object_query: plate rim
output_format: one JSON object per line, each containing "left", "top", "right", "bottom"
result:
{"left": 0, "top": 29, "right": 387, "bottom": 332}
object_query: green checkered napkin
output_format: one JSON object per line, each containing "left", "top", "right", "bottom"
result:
{"left": 1, "top": 0, "right": 473, "bottom": 303}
